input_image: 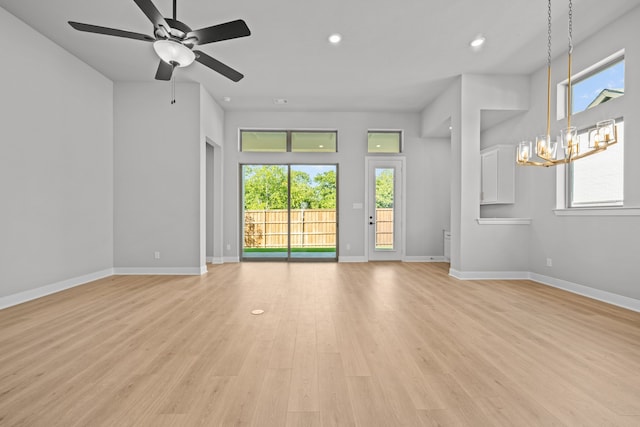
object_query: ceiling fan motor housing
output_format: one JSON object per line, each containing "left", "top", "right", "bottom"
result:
{"left": 156, "top": 18, "right": 195, "bottom": 45}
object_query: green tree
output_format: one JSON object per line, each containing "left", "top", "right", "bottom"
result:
{"left": 243, "top": 165, "right": 288, "bottom": 209}
{"left": 290, "top": 170, "right": 316, "bottom": 209}
{"left": 243, "top": 165, "right": 338, "bottom": 210}
{"left": 314, "top": 170, "right": 337, "bottom": 209}
{"left": 375, "top": 169, "right": 394, "bottom": 208}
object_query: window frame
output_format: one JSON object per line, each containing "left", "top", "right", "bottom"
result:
{"left": 240, "top": 129, "right": 338, "bottom": 153}
{"left": 367, "top": 130, "right": 403, "bottom": 154}
{"left": 566, "top": 119, "right": 624, "bottom": 209}
{"left": 556, "top": 50, "right": 624, "bottom": 120}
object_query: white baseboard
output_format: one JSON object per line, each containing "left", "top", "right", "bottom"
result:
{"left": 0, "top": 269, "right": 114, "bottom": 310}
{"left": 113, "top": 267, "right": 204, "bottom": 275}
{"left": 529, "top": 272, "right": 640, "bottom": 313}
{"left": 338, "top": 256, "right": 367, "bottom": 263}
{"left": 223, "top": 256, "right": 240, "bottom": 263}
{"left": 404, "top": 256, "right": 447, "bottom": 262}
{"left": 199, "top": 265, "right": 208, "bottom": 275}
{"left": 206, "top": 257, "right": 224, "bottom": 264}
{"left": 449, "top": 269, "right": 530, "bottom": 280}
{"left": 448, "top": 268, "right": 639, "bottom": 313}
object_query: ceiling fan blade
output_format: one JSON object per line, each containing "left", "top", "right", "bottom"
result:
{"left": 188, "top": 20, "right": 251, "bottom": 46}
{"left": 133, "top": 0, "right": 169, "bottom": 30}
{"left": 155, "top": 60, "right": 174, "bottom": 81}
{"left": 69, "top": 21, "right": 154, "bottom": 41}
{"left": 194, "top": 50, "right": 244, "bottom": 82}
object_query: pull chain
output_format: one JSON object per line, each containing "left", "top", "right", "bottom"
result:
{"left": 171, "top": 67, "right": 176, "bottom": 105}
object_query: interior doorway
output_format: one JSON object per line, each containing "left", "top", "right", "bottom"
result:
{"left": 241, "top": 164, "right": 338, "bottom": 261}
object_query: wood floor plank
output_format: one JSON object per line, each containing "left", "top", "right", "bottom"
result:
{"left": 318, "top": 352, "right": 356, "bottom": 426}
{"left": 0, "top": 262, "right": 638, "bottom": 426}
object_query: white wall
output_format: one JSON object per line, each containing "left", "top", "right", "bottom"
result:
{"left": 223, "top": 111, "right": 450, "bottom": 261}
{"left": 114, "top": 82, "right": 202, "bottom": 272}
{"left": 0, "top": 7, "right": 113, "bottom": 299}
{"left": 421, "top": 75, "right": 531, "bottom": 273}
{"left": 483, "top": 4, "right": 640, "bottom": 300}
{"left": 206, "top": 143, "right": 215, "bottom": 258}
{"left": 200, "top": 86, "right": 225, "bottom": 265}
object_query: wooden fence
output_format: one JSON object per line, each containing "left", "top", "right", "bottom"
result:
{"left": 243, "top": 208, "right": 393, "bottom": 248}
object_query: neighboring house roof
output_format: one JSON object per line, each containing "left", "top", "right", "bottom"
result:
{"left": 586, "top": 88, "right": 624, "bottom": 109}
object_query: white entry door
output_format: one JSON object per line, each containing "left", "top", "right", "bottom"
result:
{"left": 366, "top": 158, "right": 404, "bottom": 261}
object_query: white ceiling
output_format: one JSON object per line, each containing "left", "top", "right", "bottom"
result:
{"left": 1, "top": 0, "right": 638, "bottom": 112}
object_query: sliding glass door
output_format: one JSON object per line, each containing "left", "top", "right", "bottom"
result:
{"left": 241, "top": 164, "right": 337, "bottom": 261}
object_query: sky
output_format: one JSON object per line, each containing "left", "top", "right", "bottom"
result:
{"left": 572, "top": 59, "right": 624, "bottom": 113}
{"left": 291, "top": 165, "right": 335, "bottom": 182}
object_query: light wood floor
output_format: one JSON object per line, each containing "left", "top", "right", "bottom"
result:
{"left": 1, "top": 263, "right": 639, "bottom": 426}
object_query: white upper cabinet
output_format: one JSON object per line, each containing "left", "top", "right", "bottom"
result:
{"left": 480, "top": 145, "right": 515, "bottom": 205}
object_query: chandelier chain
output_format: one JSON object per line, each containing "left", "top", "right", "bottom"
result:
{"left": 568, "top": 0, "right": 573, "bottom": 53}
{"left": 547, "top": 0, "right": 552, "bottom": 67}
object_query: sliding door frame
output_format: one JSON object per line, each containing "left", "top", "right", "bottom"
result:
{"left": 240, "top": 163, "right": 339, "bottom": 262}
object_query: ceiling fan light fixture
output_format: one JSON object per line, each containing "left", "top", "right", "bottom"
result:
{"left": 153, "top": 39, "right": 195, "bottom": 67}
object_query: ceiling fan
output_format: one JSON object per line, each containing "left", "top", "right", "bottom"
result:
{"left": 68, "top": 0, "right": 250, "bottom": 82}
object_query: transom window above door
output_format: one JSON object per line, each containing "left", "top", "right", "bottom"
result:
{"left": 368, "top": 130, "right": 402, "bottom": 153}
{"left": 240, "top": 130, "right": 337, "bottom": 152}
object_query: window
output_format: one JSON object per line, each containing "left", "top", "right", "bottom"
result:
{"left": 368, "top": 131, "right": 402, "bottom": 153}
{"left": 241, "top": 131, "right": 287, "bottom": 152}
{"left": 291, "top": 132, "right": 337, "bottom": 152}
{"left": 566, "top": 55, "right": 624, "bottom": 116}
{"left": 240, "top": 130, "right": 337, "bottom": 152}
{"left": 568, "top": 120, "right": 624, "bottom": 207}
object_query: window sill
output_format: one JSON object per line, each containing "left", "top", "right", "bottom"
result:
{"left": 553, "top": 207, "right": 640, "bottom": 216}
{"left": 476, "top": 218, "right": 532, "bottom": 225}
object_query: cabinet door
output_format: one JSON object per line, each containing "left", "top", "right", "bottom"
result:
{"left": 481, "top": 150, "right": 498, "bottom": 204}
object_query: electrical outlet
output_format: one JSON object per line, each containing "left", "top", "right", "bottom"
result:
{"left": 346, "top": 243, "right": 351, "bottom": 251}
{"left": 154, "top": 251, "right": 160, "bottom": 259}
{"left": 226, "top": 243, "right": 231, "bottom": 251}
{"left": 546, "top": 258, "right": 552, "bottom": 267}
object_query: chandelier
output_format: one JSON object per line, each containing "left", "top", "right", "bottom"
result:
{"left": 516, "top": 0, "right": 617, "bottom": 167}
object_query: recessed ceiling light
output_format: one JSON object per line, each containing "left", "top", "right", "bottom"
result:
{"left": 223, "top": 96, "right": 231, "bottom": 102}
{"left": 328, "top": 33, "right": 342, "bottom": 44}
{"left": 376, "top": 144, "right": 381, "bottom": 148}
{"left": 319, "top": 145, "right": 324, "bottom": 148}
{"left": 273, "top": 98, "right": 288, "bottom": 104}
{"left": 470, "top": 35, "right": 486, "bottom": 48}
{"left": 449, "top": 126, "right": 453, "bottom": 130}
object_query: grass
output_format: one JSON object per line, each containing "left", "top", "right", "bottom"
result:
{"left": 243, "top": 247, "right": 336, "bottom": 253}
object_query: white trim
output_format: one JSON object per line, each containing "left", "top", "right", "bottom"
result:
{"left": 200, "top": 265, "right": 208, "bottom": 275}
{"left": 0, "top": 269, "right": 114, "bottom": 310}
{"left": 338, "top": 256, "right": 367, "bottom": 263}
{"left": 553, "top": 207, "right": 640, "bottom": 216}
{"left": 113, "top": 267, "right": 204, "bottom": 275}
{"left": 448, "top": 268, "right": 640, "bottom": 313}
{"left": 449, "top": 269, "right": 529, "bottom": 280}
{"left": 476, "top": 218, "right": 532, "bottom": 225}
{"left": 403, "top": 256, "right": 447, "bottom": 262}
{"left": 223, "top": 256, "right": 240, "bottom": 263}
{"left": 530, "top": 272, "right": 640, "bottom": 313}
{"left": 207, "top": 257, "right": 224, "bottom": 264}
{"left": 364, "top": 156, "right": 407, "bottom": 261}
